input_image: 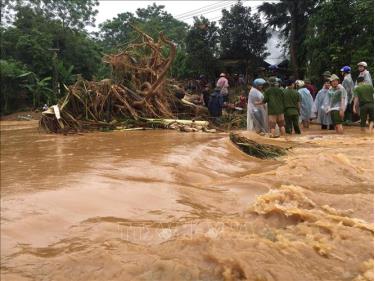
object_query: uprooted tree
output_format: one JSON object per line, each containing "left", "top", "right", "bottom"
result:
{"left": 40, "top": 27, "right": 208, "bottom": 133}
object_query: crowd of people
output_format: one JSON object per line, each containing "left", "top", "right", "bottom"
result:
{"left": 204, "top": 61, "right": 373, "bottom": 137}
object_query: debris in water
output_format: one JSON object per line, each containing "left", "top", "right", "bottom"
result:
{"left": 229, "top": 133, "right": 288, "bottom": 159}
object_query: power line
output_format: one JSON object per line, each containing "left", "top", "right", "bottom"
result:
{"left": 177, "top": 1, "right": 234, "bottom": 20}
{"left": 207, "top": 16, "right": 221, "bottom": 22}
{"left": 178, "top": 3, "right": 235, "bottom": 20}
{"left": 174, "top": 1, "right": 231, "bottom": 18}
{"left": 176, "top": 1, "right": 235, "bottom": 20}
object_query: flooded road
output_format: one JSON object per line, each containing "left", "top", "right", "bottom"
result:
{"left": 1, "top": 121, "right": 373, "bottom": 281}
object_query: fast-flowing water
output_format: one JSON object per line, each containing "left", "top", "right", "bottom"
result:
{"left": 1, "top": 121, "right": 373, "bottom": 281}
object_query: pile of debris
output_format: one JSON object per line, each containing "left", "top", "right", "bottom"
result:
{"left": 40, "top": 27, "right": 208, "bottom": 133}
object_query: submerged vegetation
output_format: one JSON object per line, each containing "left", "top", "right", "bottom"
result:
{"left": 230, "top": 132, "right": 288, "bottom": 159}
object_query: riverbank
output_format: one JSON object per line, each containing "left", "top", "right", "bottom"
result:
{"left": 0, "top": 111, "right": 42, "bottom": 121}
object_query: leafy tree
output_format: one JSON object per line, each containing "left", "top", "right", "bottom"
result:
{"left": 1, "top": 6, "right": 102, "bottom": 81}
{"left": 2, "top": 0, "right": 99, "bottom": 29}
{"left": 134, "top": 4, "right": 188, "bottom": 46}
{"left": 0, "top": 59, "right": 30, "bottom": 114}
{"left": 185, "top": 16, "right": 220, "bottom": 79}
{"left": 97, "top": 4, "right": 188, "bottom": 52}
{"left": 170, "top": 48, "right": 189, "bottom": 79}
{"left": 304, "top": 0, "right": 374, "bottom": 80}
{"left": 1, "top": 4, "right": 103, "bottom": 113}
{"left": 220, "top": 2, "right": 270, "bottom": 75}
{"left": 258, "top": 0, "right": 317, "bottom": 78}
{"left": 97, "top": 12, "right": 135, "bottom": 51}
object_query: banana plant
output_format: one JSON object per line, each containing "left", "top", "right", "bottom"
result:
{"left": 57, "top": 62, "right": 75, "bottom": 85}
{"left": 19, "top": 73, "right": 54, "bottom": 107}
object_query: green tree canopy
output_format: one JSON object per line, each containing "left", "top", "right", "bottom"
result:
{"left": 2, "top": 0, "right": 99, "bottom": 29}
{"left": 0, "top": 59, "right": 30, "bottom": 114}
{"left": 185, "top": 16, "right": 220, "bottom": 79}
{"left": 97, "top": 4, "right": 188, "bottom": 52}
{"left": 1, "top": 4, "right": 103, "bottom": 112}
{"left": 1, "top": 6, "right": 102, "bottom": 80}
{"left": 304, "top": 0, "right": 374, "bottom": 80}
{"left": 220, "top": 1, "right": 270, "bottom": 74}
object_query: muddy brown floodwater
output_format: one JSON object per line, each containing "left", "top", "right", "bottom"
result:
{"left": 1, "top": 120, "right": 373, "bottom": 281}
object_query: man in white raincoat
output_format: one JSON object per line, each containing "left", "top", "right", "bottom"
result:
{"left": 296, "top": 80, "right": 314, "bottom": 128}
{"left": 313, "top": 79, "right": 334, "bottom": 130}
{"left": 247, "top": 78, "right": 268, "bottom": 135}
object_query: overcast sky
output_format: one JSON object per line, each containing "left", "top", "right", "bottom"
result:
{"left": 92, "top": 1, "right": 284, "bottom": 64}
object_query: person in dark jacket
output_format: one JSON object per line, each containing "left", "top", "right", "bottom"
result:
{"left": 208, "top": 87, "right": 224, "bottom": 122}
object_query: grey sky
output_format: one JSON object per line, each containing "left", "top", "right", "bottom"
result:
{"left": 92, "top": 1, "right": 284, "bottom": 64}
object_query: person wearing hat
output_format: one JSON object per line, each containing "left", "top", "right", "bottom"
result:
{"left": 340, "top": 66, "right": 354, "bottom": 123}
{"left": 256, "top": 76, "right": 286, "bottom": 137}
{"left": 296, "top": 80, "right": 313, "bottom": 129}
{"left": 353, "top": 76, "right": 374, "bottom": 131}
{"left": 327, "top": 74, "right": 347, "bottom": 134}
{"left": 313, "top": 79, "right": 334, "bottom": 130}
{"left": 356, "top": 62, "right": 372, "bottom": 86}
{"left": 216, "top": 73, "right": 229, "bottom": 103}
{"left": 319, "top": 71, "right": 332, "bottom": 89}
{"left": 247, "top": 78, "right": 268, "bottom": 134}
{"left": 283, "top": 80, "right": 301, "bottom": 134}
{"left": 323, "top": 71, "right": 332, "bottom": 79}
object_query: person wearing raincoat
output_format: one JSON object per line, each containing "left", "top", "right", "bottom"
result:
{"left": 340, "top": 66, "right": 354, "bottom": 123}
{"left": 247, "top": 78, "right": 268, "bottom": 135}
{"left": 327, "top": 74, "right": 348, "bottom": 134}
{"left": 356, "top": 62, "right": 373, "bottom": 86}
{"left": 296, "top": 80, "right": 314, "bottom": 129}
{"left": 313, "top": 79, "right": 334, "bottom": 130}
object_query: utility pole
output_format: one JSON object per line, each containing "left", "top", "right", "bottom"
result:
{"left": 48, "top": 48, "right": 60, "bottom": 102}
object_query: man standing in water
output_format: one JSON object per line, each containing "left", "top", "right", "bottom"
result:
{"left": 313, "top": 79, "right": 334, "bottom": 130}
{"left": 353, "top": 77, "right": 374, "bottom": 131}
{"left": 258, "top": 77, "right": 286, "bottom": 138}
{"left": 247, "top": 78, "right": 268, "bottom": 135}
{"left": 283, "top": 80, "right": 301, "bottom": 134}
{"left": 327, "top": 74, "right": 347, "bottom": 134}
{"left": 340, "top": 66, "right": 354, "bottom": 123}
{"left": 296, "top": 80, "right": 313, "bottom": 129}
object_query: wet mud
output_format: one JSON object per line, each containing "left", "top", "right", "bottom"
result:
{"left": 1, "top": 121, "right": 373, "bottom": 281}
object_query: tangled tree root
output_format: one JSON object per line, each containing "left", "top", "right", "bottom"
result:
{"left": 40, "top": 27, "right": 208, "bottom": 133}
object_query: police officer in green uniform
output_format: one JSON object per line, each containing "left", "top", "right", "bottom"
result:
{"left": 258, "top": 77, "right": 286, "bottom": 138}
{"left": 283, "top": 80, "right": 301, "bottom": 134}
{"left": 353, "top": 76, "right": 374, "bottom": 131}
